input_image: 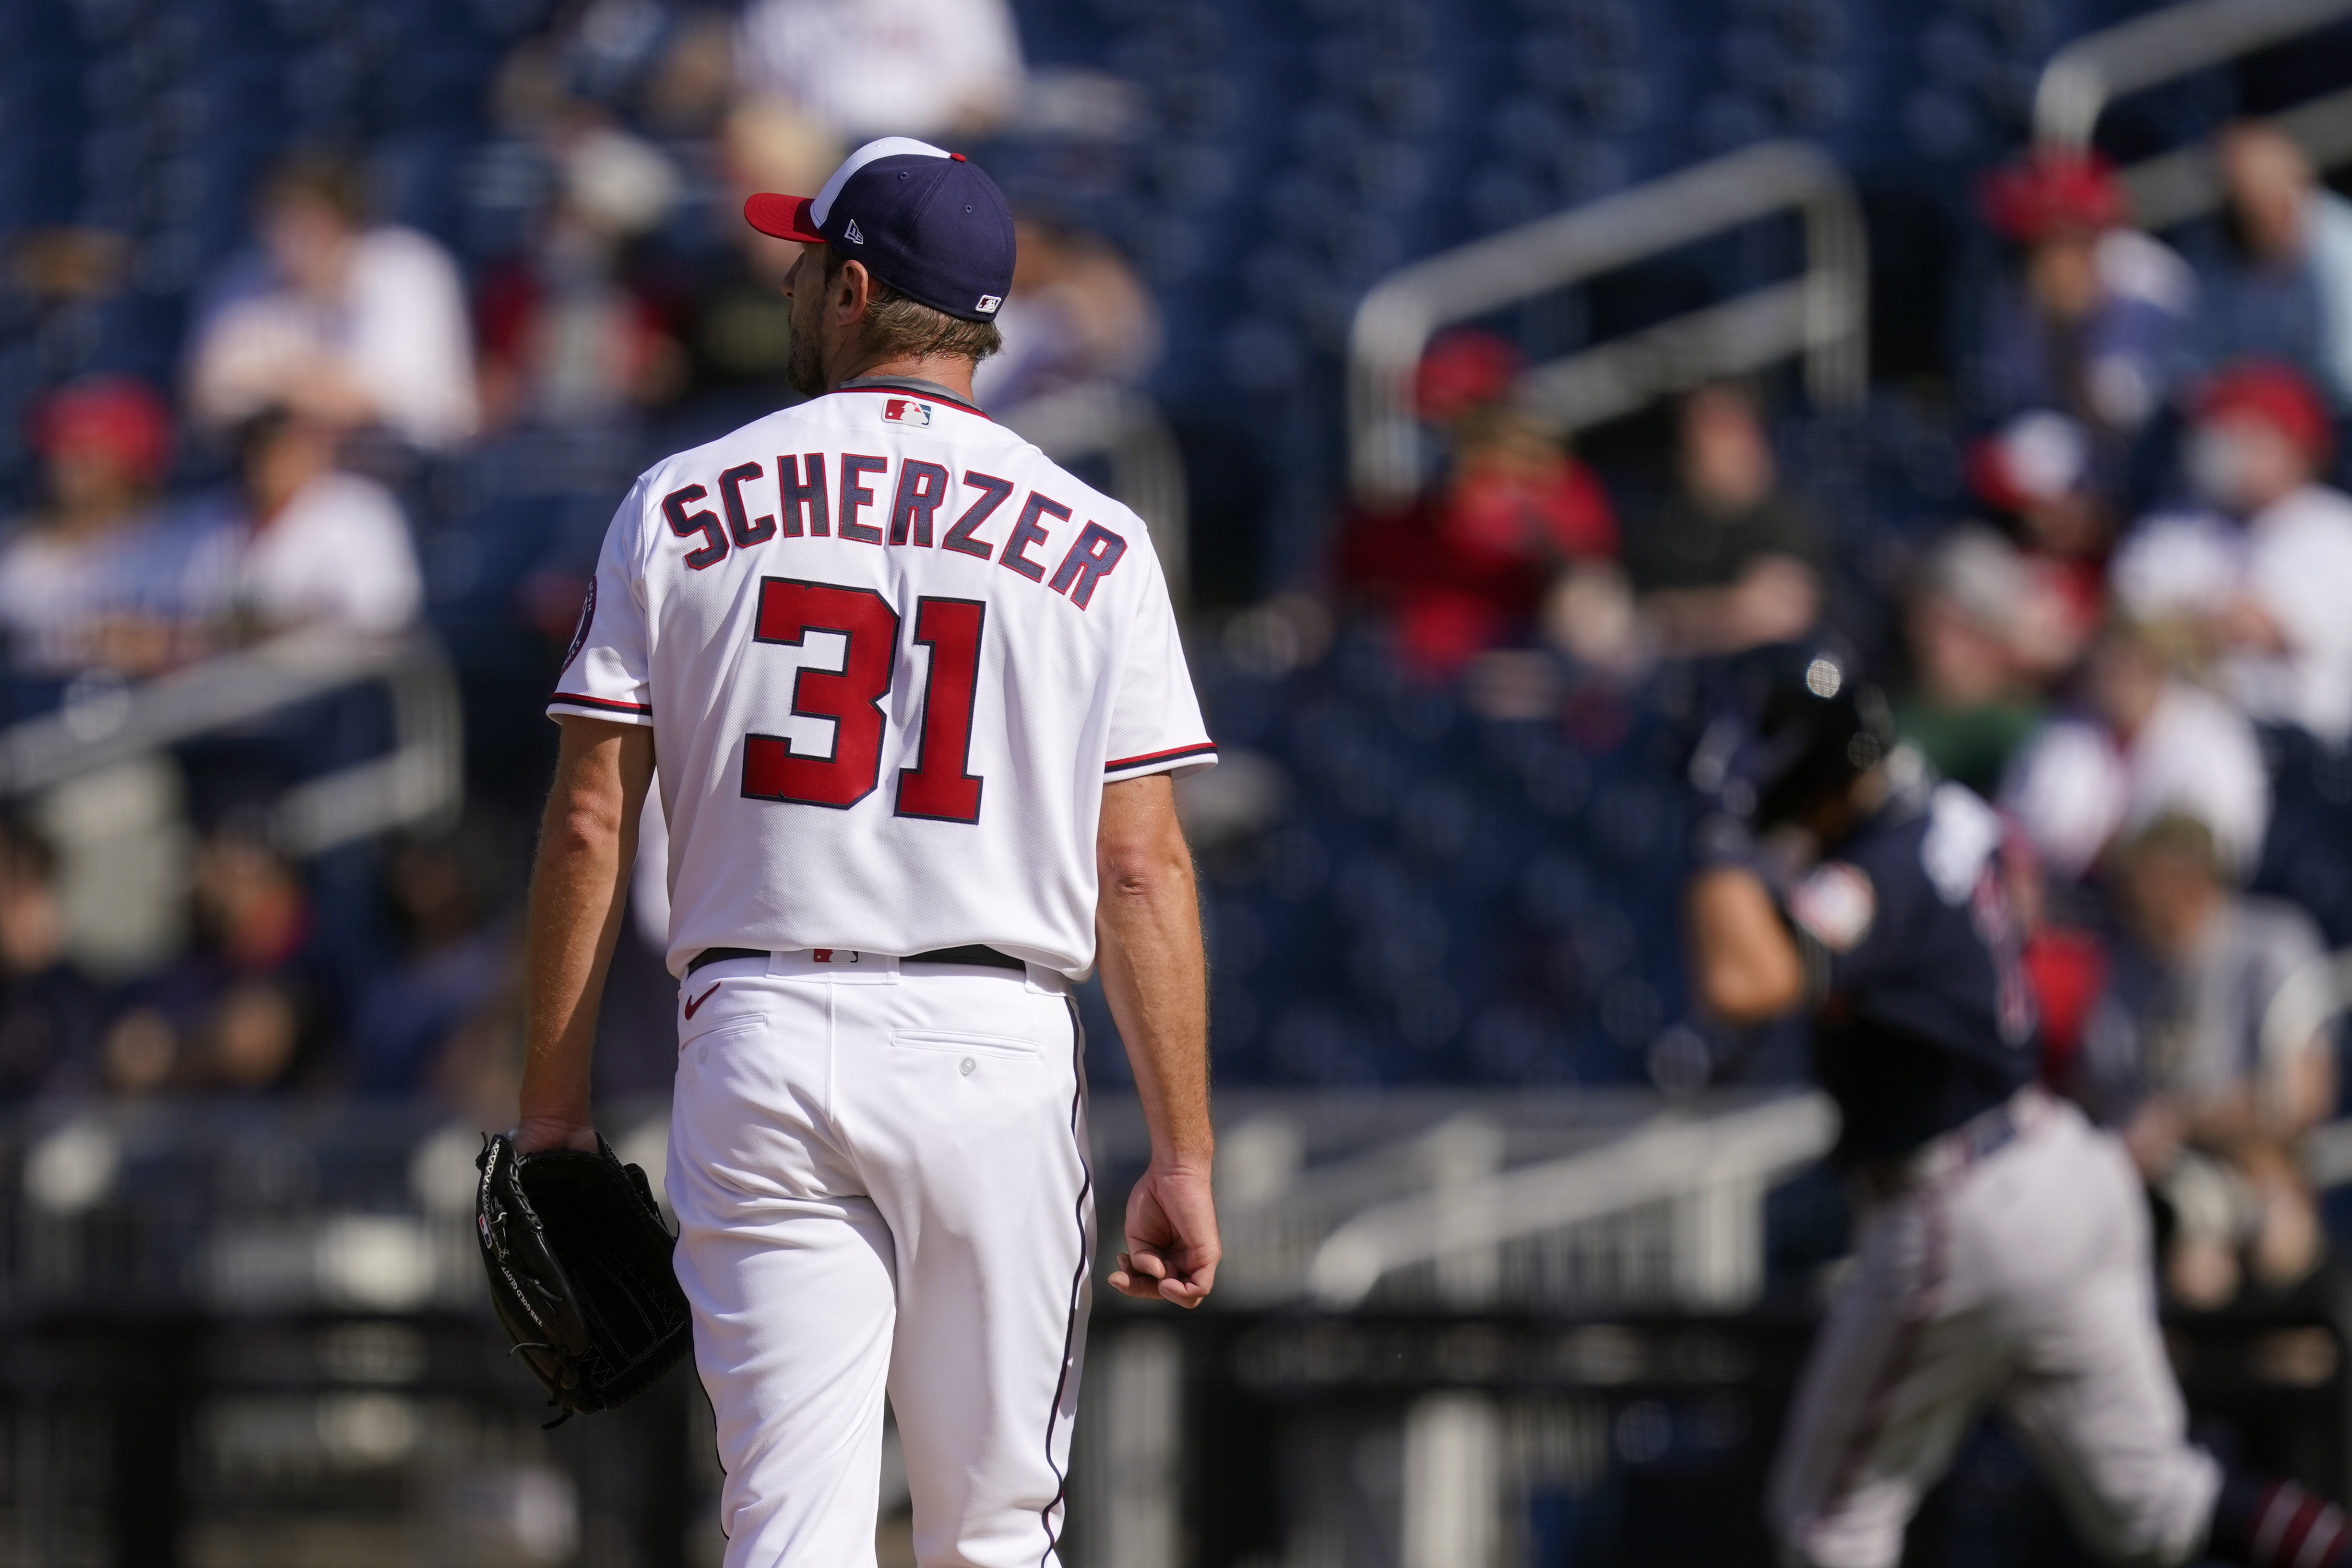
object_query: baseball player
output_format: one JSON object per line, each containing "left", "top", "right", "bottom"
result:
{"left": 1686, "top": 646, "right": 2350, "bottom": 1568}
{"left": 513, "top": 137, "right": 1221, "bottom": 1566}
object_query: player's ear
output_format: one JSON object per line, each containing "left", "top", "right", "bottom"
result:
{"left": 832, "top": 258, "right": 873, "bottom": 326}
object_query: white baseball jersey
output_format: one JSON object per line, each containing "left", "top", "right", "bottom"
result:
{"left": 547, "top": 377, "right": 1215, "bottom": 979}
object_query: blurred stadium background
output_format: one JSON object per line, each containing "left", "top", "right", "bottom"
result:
{"left": 1, "top": 0, "right": 2351, "bottom": 1562}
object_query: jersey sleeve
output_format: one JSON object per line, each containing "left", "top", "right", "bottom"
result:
{"left": 546, "top": 476, "right": 655, "bottom": 727}
{"left": 1787, "top": 811, "right": 1951, "bottom": 1002}
{"left": 1785, "top": 854, "right": 1894, "bottom": 1005}
{"left": 1102, "top": 542, "right": 1216, "bottom": 783}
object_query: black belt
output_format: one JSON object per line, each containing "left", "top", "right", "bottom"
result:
{"left": 686, "top": 944, "right": 1025, "bottom": 977}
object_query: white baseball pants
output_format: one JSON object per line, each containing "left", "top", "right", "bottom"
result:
{"left": 665, "top": 951, "right": 1094, "bottom": 1568}
{"left": 1768, "top": 1092, "right": 2221, "bottom": 1568}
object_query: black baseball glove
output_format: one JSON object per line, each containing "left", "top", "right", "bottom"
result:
{"left": 475, "top": 1131, "right": 693, "bottom": 1424}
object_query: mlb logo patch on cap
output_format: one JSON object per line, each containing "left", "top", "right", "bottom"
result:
{"left": 883, "top": 399, "right": 932, "bottom": 426}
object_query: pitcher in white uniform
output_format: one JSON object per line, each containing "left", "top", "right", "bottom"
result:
{"left": 513, "top": 138, "right": 1221, "bottom": 1568}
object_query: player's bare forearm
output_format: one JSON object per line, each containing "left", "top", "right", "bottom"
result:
{"left": 1687, "top": 865, "right": 1806, "bottom": 1025}
{"left": 1097, "top": 774, "right": 1212, "bottom": 1161}
{"left": 1095, "top": 772, "right": 1219, "bottom": 1306}
{"left": 517, "top": 716, "right": 655, "bottom": 1153}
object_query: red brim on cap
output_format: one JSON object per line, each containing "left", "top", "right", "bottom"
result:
{"left": 744, "top": 192, "right": 823, "bottom": 243}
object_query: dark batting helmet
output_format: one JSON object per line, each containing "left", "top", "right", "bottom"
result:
{"left": 1689, "top": 644, "right": 1894, "bottom": 830}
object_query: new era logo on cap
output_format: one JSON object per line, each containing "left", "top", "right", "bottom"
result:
{"left": 883, "top": 399, "right": 932, "bottom": 426}
{"left": 743, "top": 137, "right": 1016, "bottom": 325}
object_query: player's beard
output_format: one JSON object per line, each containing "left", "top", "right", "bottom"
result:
{"left": 784, "top": 323, "right": 829, "bottom": 398}
{"left": 784, "top": 276, "right": 832, "bottom": 398}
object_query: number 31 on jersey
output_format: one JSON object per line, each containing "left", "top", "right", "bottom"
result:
{"left": 742, "top": 578, "right": 986, "bottom": 825}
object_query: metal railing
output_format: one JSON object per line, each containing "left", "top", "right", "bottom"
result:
{"left": 1345, "top": 140, "right": 1868, "bottom": 507}
{"left": 1000, "top": 383, "right": 1190, "bottom": 607}
{"left": 2121, "top": 86, "right": 2352, "bottom": 229}
{"left": 0, "top": 627, "right": 463, "bottom": 858}
{"left": 2033, "top": 0, "right": 2352, "bottom": 229}
{"left": 0, "top": 1101, "right": 700, "bottom": 1566}
{"left": 1304, "top": 1094, "right": 1836, "bottom": 1310}
{"left": 1208, "top": 966, "right": 2352, "bottom": 1317}
{"left": 2033, "top": 0, "right": 2352, "bottom": 149}
{"left": 1200, "top": 1091, "right": 1841, "bottom": 1315}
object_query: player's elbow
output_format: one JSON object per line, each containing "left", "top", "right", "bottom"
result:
{"left": 1100, "top": 840, "right": 1191, "bottom": 905}
{"left": 540, "top": 717, "right": 646, "bottom": 867}
{"left": 1697, "top": 954, "right": 1804, "bottom": 1026}
{"left": 1097, "top": 776, "right": 1193, "bottom": 907}
{"left": 542, "top": 791, "right": 627, "bottom": 863}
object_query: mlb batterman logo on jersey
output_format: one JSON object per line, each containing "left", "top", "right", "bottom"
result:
{"left": 882, "top": 398, "right": 931, "bottom": 426}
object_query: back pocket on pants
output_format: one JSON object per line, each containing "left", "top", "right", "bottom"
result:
{"left": 890, "top": 1029, "right": 1040, "bottom": 1062}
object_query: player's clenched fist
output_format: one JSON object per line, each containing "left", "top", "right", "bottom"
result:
{"left": 1111, "top": 1160, "right": 1221, "bottom": 1307}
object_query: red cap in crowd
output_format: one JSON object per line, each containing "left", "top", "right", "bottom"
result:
{"left": 1978, "top": 151, "right": 2128, "bottom": 243}
{"left": 2197, "top": 359, "right": 2334, "bottom": 463}
{"left": 1967, "top": 410, "right": 2092, "bottom": 512}
{"left": 1414, "top": 329, "right": 1524, "bottom": 426}
{"left": 29, "top": 377, "right": 173, "bottom": 487}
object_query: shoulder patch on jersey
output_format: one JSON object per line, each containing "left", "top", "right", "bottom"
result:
{"left": 1921, "top": 783, "right": 2001, "bottom": 907}
{"left": 882, "top": 398, "right": 932, "bottom": 426}
{"left": 561, "top": 579, "right": 596, "bottom": 673}
{"left": 1790, "top": 861, "right": 1876, "bottom": 953}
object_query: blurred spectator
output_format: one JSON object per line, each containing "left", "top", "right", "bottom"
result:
{"left": 348, "top": 825, "right": 512, "bottom": 1098}
{"left": 1966, "top": 409, "right": 2113, "bottom": 660}
{"left": 971, "top": 213, "right": 1161, "bottom": 409}
{"left": 188, "top": 152, "right": 479, "bottom": 452}
{"left": 0, "top": 378, "right": 208, "bottom": 679}
{"left": 1973, "top": 151, "right": 2195, "bottom": 438}
{"left": 1336, "top": 330, "right": 1618, "bottom": 677}
{"left": 495, "top": 0, "right": 737, "bottom": 136}
{"left": 2075, "top": 815, "right": 2333, "bottom": 1305}
{"left": 476, "top": 123, "right": 685, "bottom": 430}
{"left": 736, "top": 0, "right": 1024, "bottom": 143}
{"left": 2204, "top": 120, "right": 2352, "bottom": 408}
{"left": 1620, "top": 381, "right": 1826, "bottom": 658}
{"left": 0, "top": 818, "right": 105, "bottom": 1098}
{"left": 1892, "top": 528, "right": 2056, "bottom": 796}
{"left": 180, "top": 408, "right": 423, "bottom": 643}
{"left": 105, "top": 824, "right": 327, "bottom": 1096}
{"left": 6, "top": 227, "right": 129, "bottom": 322}
{"left": 2002, "top": 620, "right": 2270, "bottom": 884}
{"left": 639, "top": 10, "right": 741, "bottom": 137}
{"left": 2110, "top": 361, "right": 2352, "bottom": 743}
{"left": 660, "top": 100, "right": 841, "bottom": 427}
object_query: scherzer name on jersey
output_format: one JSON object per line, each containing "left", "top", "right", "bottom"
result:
{"left": 548, "top": 384, "right": 1216, "bottom": 982}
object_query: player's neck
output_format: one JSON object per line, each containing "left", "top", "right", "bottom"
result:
{"left": 831, "top": 351, "right": 977, "bottom": 405}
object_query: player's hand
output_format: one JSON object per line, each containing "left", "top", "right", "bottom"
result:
{"left": 512, "top": 1115, "right": 601, "bottom": 1156}
{"left": 1109, "top": 1159, "right": 1220, "bottom": 1308}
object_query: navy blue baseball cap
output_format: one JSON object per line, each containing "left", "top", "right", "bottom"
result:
{"left": 746, "top": 137, "right": 1015, "bottom": 324}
